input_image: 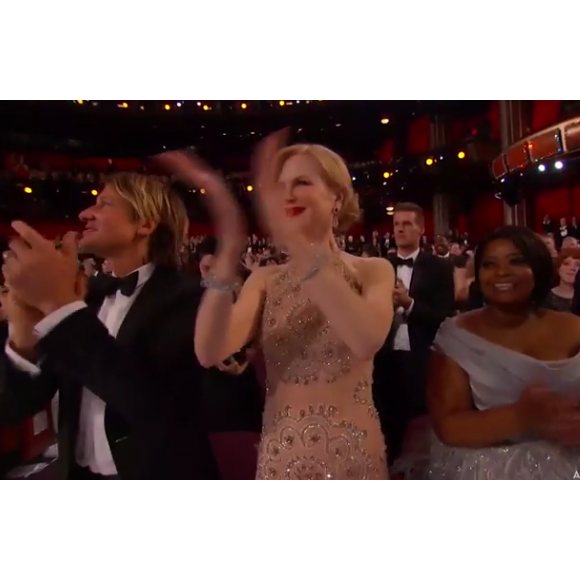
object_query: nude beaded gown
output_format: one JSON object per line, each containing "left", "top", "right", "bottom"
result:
{"left": 255, "top": 258, "right": 388, "bottom": 480}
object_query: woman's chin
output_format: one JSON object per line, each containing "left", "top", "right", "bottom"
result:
{"left": 487, "top": 293, "right": 527, "bottom": 307}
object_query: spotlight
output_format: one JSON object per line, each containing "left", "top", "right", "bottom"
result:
{"left": 457, "top": 151, "right": 466, "bottom": 159}
{"left": 202, "top": 104, "right": 210, "bottom": 111}
{"left": 247, "top": 185, "right": 254, "bottom": 192}
{"left": 23, "top": 186, "right": 32, "bottom": 194}
{"left": 538, "top": 164, "right": 546, "bottom": 172}
{"left": 279, "top": 101, "right": 285, "bottom": 106}
{"left": 426, "top": 158, "right": 434, "bottom": 166}
{"left": 241, "top": 103, "right": 248, "bottom": 109}
{"left": 164, "top": 104, "right": 171, "bottom": 111}
{"left": 383, "top": 172, "right": 391, "bottom": 179}
{"left": 91, "top": 189, "right": 99, "bottom": 196}
{"left": 555, "top": 161, "right": 564, "bottom": 170}
{"left": 381, "top": 118, "right": 390, "bottom": 125}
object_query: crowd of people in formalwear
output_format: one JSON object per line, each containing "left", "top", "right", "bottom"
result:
{"left": 0, "top": 132, "right": 579, "bottom": 479}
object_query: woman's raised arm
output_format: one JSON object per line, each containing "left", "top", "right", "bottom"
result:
{"left": 155, "top": 148, "right": 268, "bottom": 367}
{"left": 194, "top": 263, "right": 272, "bottom": 367}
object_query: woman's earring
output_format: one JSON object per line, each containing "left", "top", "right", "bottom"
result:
{"left": 332, "top": 207, "right": 339, "bottom": 230}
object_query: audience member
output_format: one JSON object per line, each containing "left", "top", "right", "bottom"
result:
{"left": 546, "top": 248, "right": 580, "bottom": 312}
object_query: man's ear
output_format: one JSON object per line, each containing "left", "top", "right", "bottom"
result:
{"left": 136, "top": 218, "right": 159, "bottom": 237}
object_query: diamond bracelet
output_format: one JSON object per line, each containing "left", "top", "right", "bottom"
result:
{"left": 201, "top": 273, "right": 241, "bottom": 293}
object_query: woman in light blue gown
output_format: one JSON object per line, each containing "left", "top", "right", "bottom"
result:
{"left": 401, "top": 226, "right": 580, "bottom": 479}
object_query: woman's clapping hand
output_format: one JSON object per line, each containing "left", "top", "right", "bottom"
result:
{"left": 156, "top": 129, "right": 312, "bottom": 260}
{"left": 518, "top": 384, "right": 580, "bottom": 447}
{"left": 155, "top": 149, "right": 247, "bottom": 258}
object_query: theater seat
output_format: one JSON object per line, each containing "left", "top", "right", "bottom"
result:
{"left": 209, "top": 432, "right": 260, "bottom": 480}
{"left": 0, "top": 405, "right": 55, "bottom": 463}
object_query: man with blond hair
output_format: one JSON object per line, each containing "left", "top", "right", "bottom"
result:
{"left": 0, "top": 173, "right": 218, "bottom": 479}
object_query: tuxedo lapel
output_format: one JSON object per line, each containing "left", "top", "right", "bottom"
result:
{"left": 115, "top": 267, "right": 181, "bottom": 348}
{"left": 409, "top": 252, "right": 427, "bottom": 297}
{"left": 85, "top": 288, "right": 106, "bottom": 313}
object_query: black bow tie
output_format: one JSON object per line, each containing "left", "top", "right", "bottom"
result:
{"left": 103, "top": 271, "right": 140, "bottom": 297}
{"left": 395, "top": 257, "right": 415, "bottom": 268}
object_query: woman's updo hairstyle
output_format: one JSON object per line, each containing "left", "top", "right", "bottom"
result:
{"left": 274, "top": 144, "right": 361, "bottom": 233}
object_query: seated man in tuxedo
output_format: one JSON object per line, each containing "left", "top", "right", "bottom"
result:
{"left": 373, "top": 202, "right": 455, "bottom": 465}
{"left": 0, "top": 172, "right": 218, "bottom": 479}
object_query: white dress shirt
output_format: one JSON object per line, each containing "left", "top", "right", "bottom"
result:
{"left": 5, "top": 263, "right": 155, "bottom": 476}
{"left": 393, "top": 248, "right": 420, "bottom": 352}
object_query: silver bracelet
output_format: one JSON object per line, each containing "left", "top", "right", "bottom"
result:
{"left": 201, "top": 273, "right": 241, "bottom": 293}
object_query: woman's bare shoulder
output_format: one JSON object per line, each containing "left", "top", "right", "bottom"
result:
{"left": 349, "top": 255, "right": 394, "bottom": 280}
{"left": 542, "top": 308, "right": 580, "bottom": 332}
{"left": 536, "top": 309, "right": 580, "bottom": 355}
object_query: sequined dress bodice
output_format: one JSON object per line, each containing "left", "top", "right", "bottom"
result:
{"left": 256, "top": 260, "right": 387, "bottom": 480}
{"left": 413, "top": 318, "right": 580, "bottom": 479}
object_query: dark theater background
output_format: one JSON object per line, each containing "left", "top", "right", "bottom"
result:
{"left": 1, "top": 100, "right": 580, "bottom": 246}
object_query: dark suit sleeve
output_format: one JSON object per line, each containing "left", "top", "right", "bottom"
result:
{"left": 0, "top": 325, "right": 59, "bottom": 424}
{"left": 466, "top": 281, "right": 484, "bottom": 311}
{"left": 407, "top": 258, "right": 456, "bottom": 328}
{"left": 35, "top": 296, "right": 199, "bottom": 427}
{"left": 571, "top": 270, "right": 580, "bottom": 316}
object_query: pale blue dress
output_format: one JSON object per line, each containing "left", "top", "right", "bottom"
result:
{"left": 399, "top": 317, "right": 580, "bottom": 480}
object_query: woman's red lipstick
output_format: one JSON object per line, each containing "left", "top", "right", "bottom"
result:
{"left": 285, "top": 207, "right": 306, "bottom": 217}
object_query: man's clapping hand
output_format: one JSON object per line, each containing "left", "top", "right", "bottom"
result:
{"left": 393, "top": 278, "right": 413, "bottom": 310}
{"left": 2, "top": 223, "right": 80, "bottom": 315}
{"left": 0, "top": 286, "right": 44, "bottom": 359}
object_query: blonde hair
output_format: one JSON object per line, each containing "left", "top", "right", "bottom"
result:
{"left": 274, "top": 144, "right": 360, "bottom": 232}
{"left": 104, "top": 172, "right": 189, "bottom": 268}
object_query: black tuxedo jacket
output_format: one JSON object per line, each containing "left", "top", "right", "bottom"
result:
{"left": 465, "top": 280, "right": 485, "bottom": 311}
{"left": 386, "top": 251, "right": 456, "bottom": 352}
{"left": 86, "top": 272, "right": 114, "bottom": 294}
{"left": 0, "top": 266, "right": 219, "bottom": 480}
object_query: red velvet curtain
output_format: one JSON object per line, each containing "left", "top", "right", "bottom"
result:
{"left": 457, "top": 181, "right": 580, "bottom": 239}
{"left": 463, "top": 194, "right": 504, "bottom": 241}
{"left": 531, "top": 101, "right": 561, "bottom": 133}
{"left": 489, "top": 101, "right": 501, "bottom": 141}
{"left": 407, "top": 116, "right": 431, "bottom": 154}
{"left": 376, "top": 139, "right": 395, "bottom": 163}
{"left": 446, "top": 102, "right": 500, "bottom": 144}
{"left": 456, "top": 214, "right": 468, "bottom": 234}
{"left": 531, "top": 182, "right": 580, "bottom": 228}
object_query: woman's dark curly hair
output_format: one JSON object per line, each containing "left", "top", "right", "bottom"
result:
{"left": 473, "top": 226, "right": 554, "bottom": 306}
